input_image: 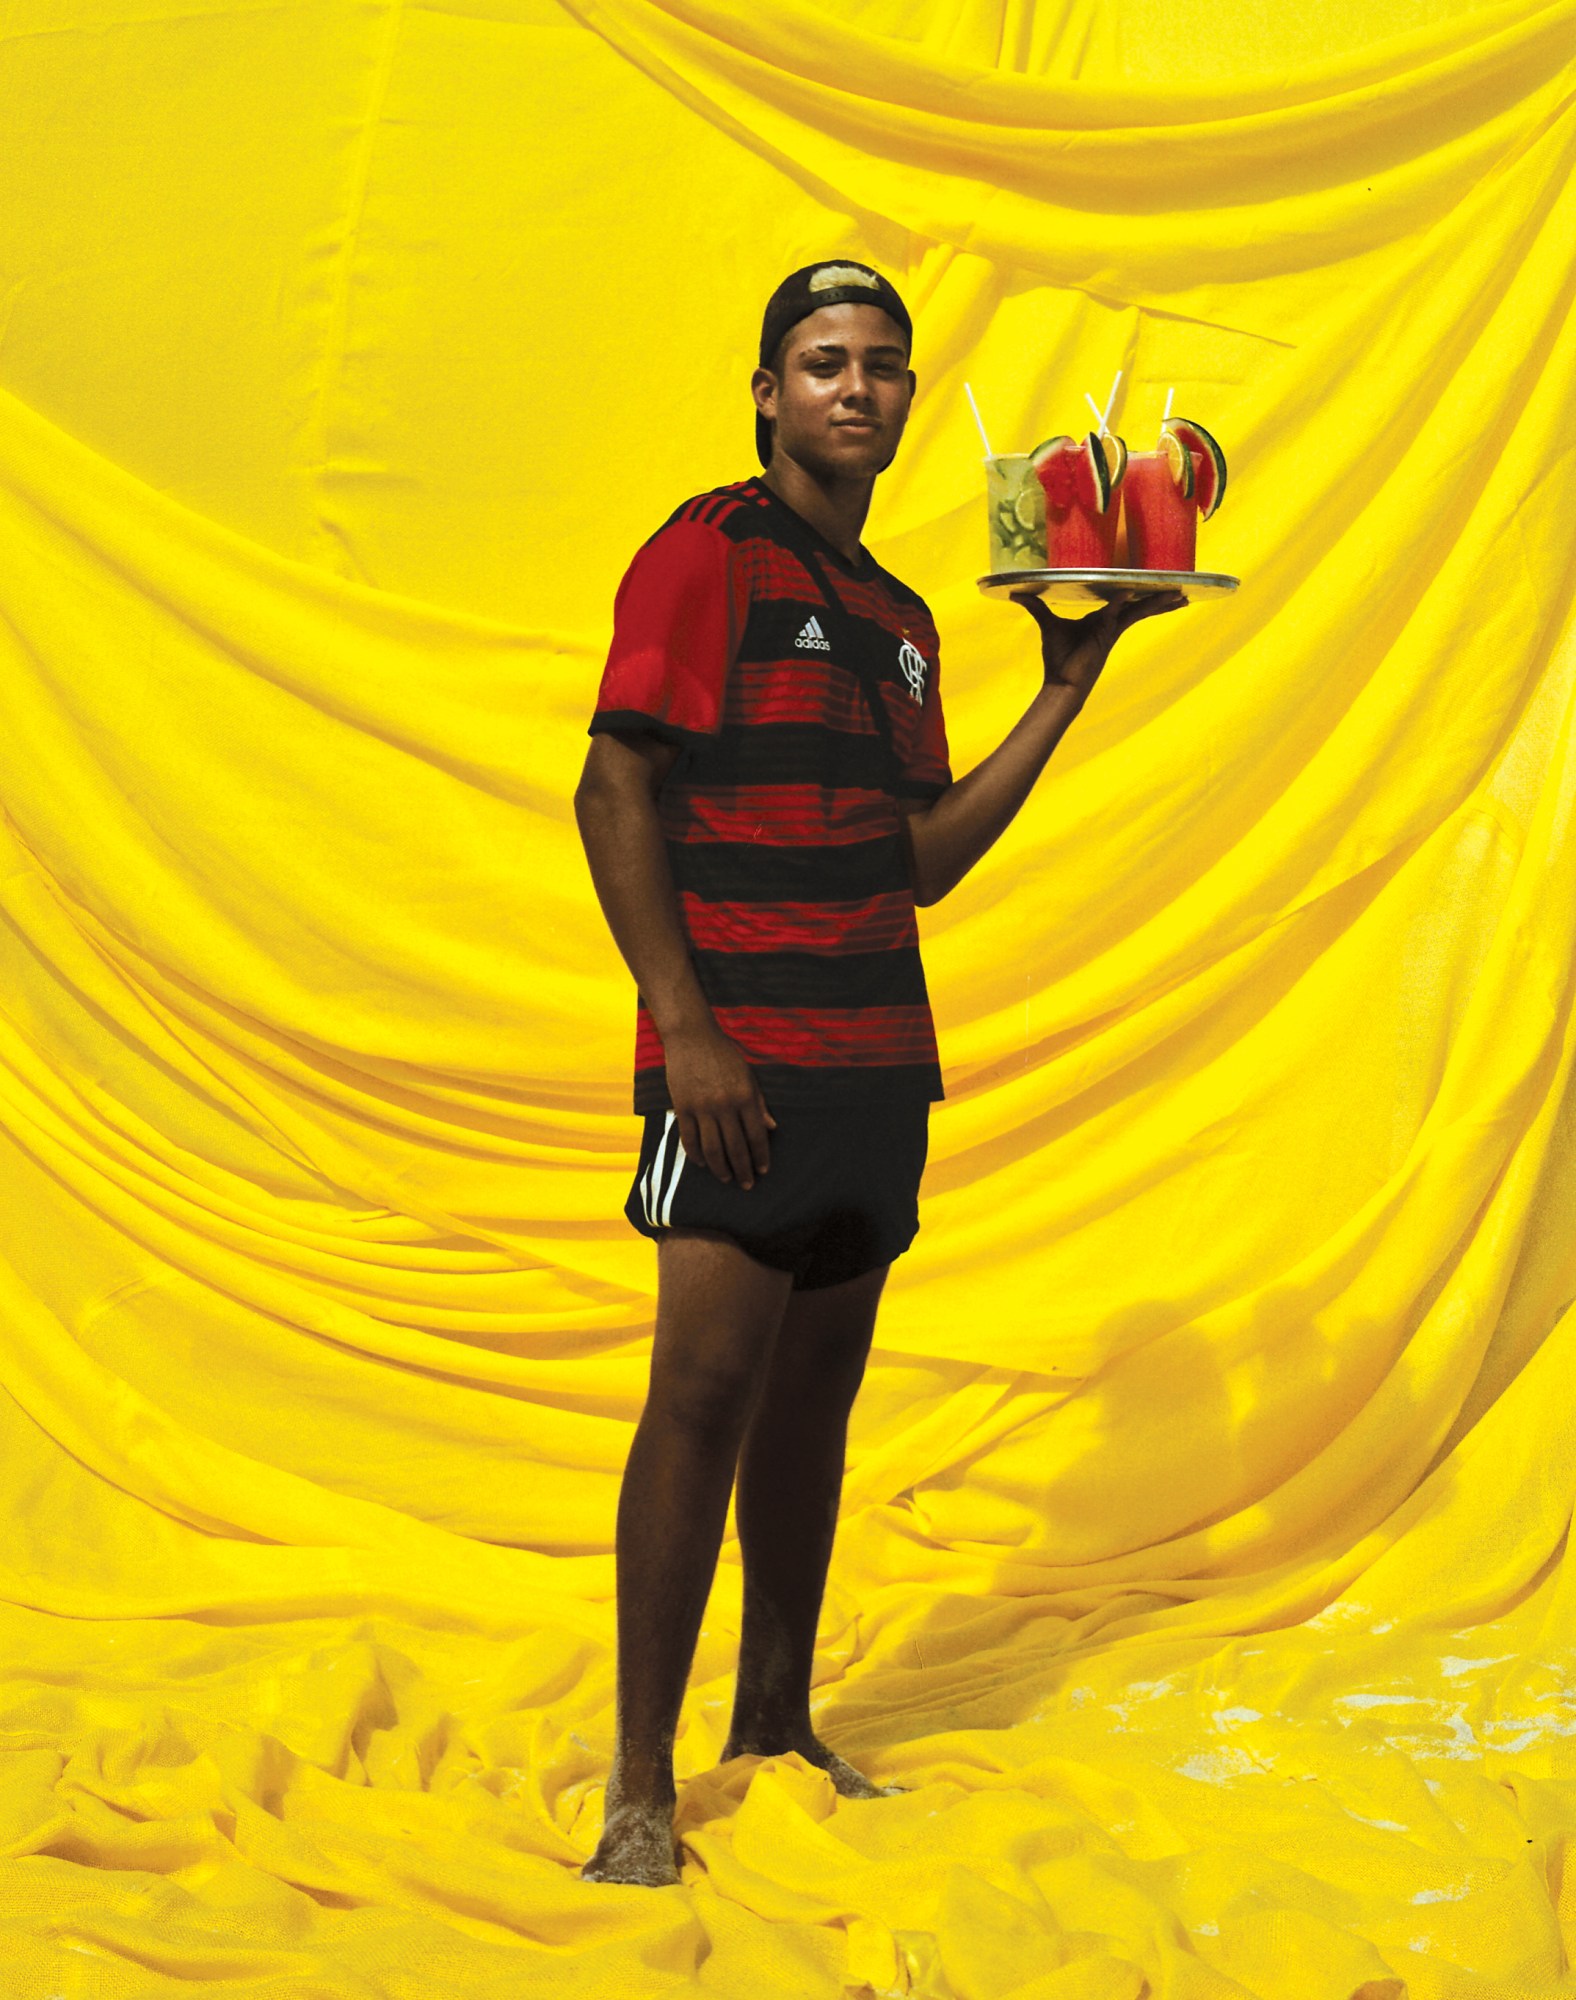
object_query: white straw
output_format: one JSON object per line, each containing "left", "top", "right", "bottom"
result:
{"left": 1083, "top": 391, "right": 1105, "bottom": 431}
{"left": 1162, "top": 386, "right": 1175, "bottom": 423}
{"left": 1101, "top": 369, "right": 1123, "bottom": 433}
{"left": 963, "top": 381, "right": 994, "bottom": 460}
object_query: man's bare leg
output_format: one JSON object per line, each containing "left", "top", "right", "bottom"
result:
{"left": 722, "top": 1262, "right": 904, "bottom": 1798}
{"left": 582, "top": 1230, "right": 793, "bottom": 1886}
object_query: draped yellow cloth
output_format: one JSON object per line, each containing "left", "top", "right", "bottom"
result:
{"left": 2, "top": 0, "right": 1575, "bottom": 1988}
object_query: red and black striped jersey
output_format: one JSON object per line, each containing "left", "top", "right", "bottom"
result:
{"left": 589, "top": 475, "right": 951, "bottom": 1113}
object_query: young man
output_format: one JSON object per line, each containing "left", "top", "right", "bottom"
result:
{"left": 574, "top": 261, "right": 1182, "bottom": 1886}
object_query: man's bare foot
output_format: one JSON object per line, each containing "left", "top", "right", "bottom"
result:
{"left": 580, "top": 1799, "right": 682, "bottom": 1886}
{"left": 722, "top": 1729, "right": 908, "bottom": 1799}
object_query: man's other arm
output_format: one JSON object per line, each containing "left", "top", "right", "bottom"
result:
{"left": 573, "top": 732, "right": 775, "bottom": 1187}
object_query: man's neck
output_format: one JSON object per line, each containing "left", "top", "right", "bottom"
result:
{"left": 760, "top": 457, "right": 873, "bottom": 568}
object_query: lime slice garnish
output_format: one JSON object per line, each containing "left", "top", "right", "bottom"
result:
{"left": 1161, "top": 430, "right": 1195, "bottom": 499}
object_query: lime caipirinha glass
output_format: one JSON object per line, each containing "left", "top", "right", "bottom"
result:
{"left": 985, "top": 454, "right": 1046, "bottom": 571}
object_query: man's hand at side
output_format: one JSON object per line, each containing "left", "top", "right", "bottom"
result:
{"left": 664, "top": 1024, "right": 776, "bottom": 1189}
{"left": 574, "top": 729, "right": 774, "bottom": 1188}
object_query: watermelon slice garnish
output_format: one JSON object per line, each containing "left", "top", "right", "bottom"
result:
{"left": 1029, "top": 435, "right": 1074, "bottom": 470}
{"left": 1162, "top": 417, "right": 1226, "bottom": 519}
{"left": 1031, "top": 435, "right": 1079, "bottom": 511}
{"left": 1031, "top": 431, "right": 1124, "bottom": 514}
{"left": 1082, "top": 431, "right": 1113, "bottom": 512}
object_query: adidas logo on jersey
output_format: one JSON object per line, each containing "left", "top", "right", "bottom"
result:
{"left": 794, "top": 615, "right": 832, "bottom": 652}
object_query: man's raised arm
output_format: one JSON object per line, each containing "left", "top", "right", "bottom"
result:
{"left": 898, "top": 590, "right": 1185, "bottom": 907}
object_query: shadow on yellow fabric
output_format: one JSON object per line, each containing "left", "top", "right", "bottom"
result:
{"left": 1, "top": 0, "right": 1575, "bottom": 1991}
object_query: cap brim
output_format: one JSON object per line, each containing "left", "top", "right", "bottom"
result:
{"left": 755, "top": 410, "right": 772, "bottom": 468}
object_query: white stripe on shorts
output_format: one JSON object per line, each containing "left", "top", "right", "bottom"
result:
{"left": 641, "top": 1111, "right": 677, "bottom": 1227}
{"left": 657, "top": 1121, "right": 687, "bottom": 1226}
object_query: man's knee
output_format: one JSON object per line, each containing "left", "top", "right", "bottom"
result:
{"left": 646, "top": 1231, "right": 793, "bottom": 1429}
{"left": 646, "top": 1349, "right": 764, "bottom": 1447}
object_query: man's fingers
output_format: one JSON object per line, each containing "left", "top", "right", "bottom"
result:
{"left": 678, "top": 1102, "right": 769, "bottom": 1185}
{"left": 1010, "top": 591, "right": 1056, "bottom": 633}
{"left": 719, "top": 1109, "right": 758, "bottom": 1189}
{"left": 742, "top": 1098, "right": 772, "bottom": 1178}
{"left": 1085, "top": 603, "right": 1128, "bottom": 641}
{"left": 1014, "top": 587, "right": 1184, "bottom": 634}
{"left": 697, "top": 1113, "right": 732, "bottom": 1183}
{"left": 1119, "top": 589, "right": 1188, "bottom": 625}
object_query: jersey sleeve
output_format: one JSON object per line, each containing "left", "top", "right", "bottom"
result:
{"left": 589, "top": 518, "right": 746, "bottom": 745}
{"left": 897, "top": 619, "right": 951, "bottom": 802}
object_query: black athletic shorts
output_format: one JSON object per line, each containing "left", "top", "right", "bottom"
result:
{"left": 623, "top": 1095, "right": 931, "bottom": 1290}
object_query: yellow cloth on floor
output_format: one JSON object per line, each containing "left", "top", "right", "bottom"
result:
{"left": 1, "top": 0, "right": 1575, "bottom": 1990}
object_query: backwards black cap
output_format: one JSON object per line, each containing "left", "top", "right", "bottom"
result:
{"left": 755, "top": 261, "right": 913, "bottom": 468}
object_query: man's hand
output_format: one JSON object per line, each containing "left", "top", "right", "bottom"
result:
{"left": 665, "top": 1024, "right": 776, "bottom": 1189}
{"left": 1012, "top": 587, "right": 1188, "bottom": 702}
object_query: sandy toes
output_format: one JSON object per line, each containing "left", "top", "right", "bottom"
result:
{"left": 580, "top": 1802, "right": 682, "bottom": 1887}
{"left": 582, "top": 1737, "right": 906, "bottom": 1885}
{"left": 723, "top": 1731, "right": 909, "bottom": 1799}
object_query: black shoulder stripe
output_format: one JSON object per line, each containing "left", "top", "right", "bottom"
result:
{"left": 659, "top": 487, "right": 754, "bottom": 533}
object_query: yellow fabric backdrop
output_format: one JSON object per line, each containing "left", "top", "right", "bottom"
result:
{"left": 2, "top": 0, "right": 1575, "bottom": 1989}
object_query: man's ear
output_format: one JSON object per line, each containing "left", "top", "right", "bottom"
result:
{"left": 750, "top": 365, "right": 778, "bottom": 420}
{"left": 906, "top": 368, "right": 917, "bottom": 398}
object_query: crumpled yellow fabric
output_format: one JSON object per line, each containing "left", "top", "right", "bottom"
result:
{"left": 1, "top": 0, "right": 1574, "bottom": 1989}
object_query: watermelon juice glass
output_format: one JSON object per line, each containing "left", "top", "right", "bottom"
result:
{"left": 1120, "top": 418, "right": 1227, "bottom": 571}
{"left": 1121, "top": 450, "right": 1198, "bottom": 570}
{"left": 1035, "top": 433, "right": 1124, "bottom": 568}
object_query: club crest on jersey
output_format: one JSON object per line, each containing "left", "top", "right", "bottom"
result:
{"left": 898, "top": 639, "right": 928, "bottom": 703}
{"left": 794, "top": 615, "right": 832, "bottom": 653}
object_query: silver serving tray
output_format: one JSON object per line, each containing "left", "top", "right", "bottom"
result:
{"left": 979, "top": 567, "right": 1239, "bottom": 608}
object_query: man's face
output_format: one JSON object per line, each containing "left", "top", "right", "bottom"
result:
{"left": 753, "top": 303, "right": 915, "bottom": 479}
